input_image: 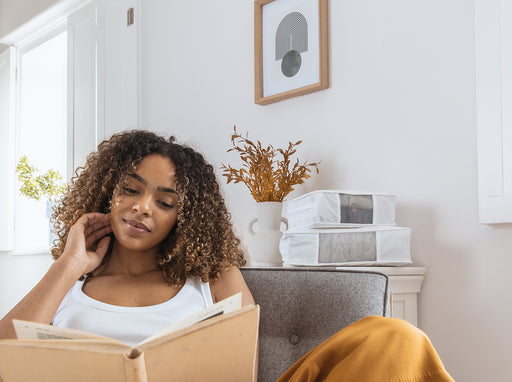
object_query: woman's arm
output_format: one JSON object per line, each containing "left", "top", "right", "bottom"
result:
{"left": 210, "top": 267, "right": 255, "bottom": 306}
{"left": 0, "top": 213, "right": 112, "bottom": 339}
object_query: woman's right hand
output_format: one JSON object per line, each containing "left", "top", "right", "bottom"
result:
{"left": 57, "top": 213, "right": 112, "bottom": 277}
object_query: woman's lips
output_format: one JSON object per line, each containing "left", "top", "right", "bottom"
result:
{"left": 124, "top": 219, "right": 150, "bottom": 233}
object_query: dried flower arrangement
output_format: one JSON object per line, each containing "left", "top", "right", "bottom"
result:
{"left": 16, "top": 156, "right": 66, "bottom": 201}
{"left": 221, "top": 126, "right": 319, "bottom": 202}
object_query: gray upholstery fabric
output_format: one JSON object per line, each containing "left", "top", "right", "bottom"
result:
{"left": 240, "top": 267, "right": 390, "bottom": 382}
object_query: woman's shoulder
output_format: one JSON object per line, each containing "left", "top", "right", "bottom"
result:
{"left": 209, "top": 267, "right": 255, "bottom": 306}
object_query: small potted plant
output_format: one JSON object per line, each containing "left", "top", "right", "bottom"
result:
{"left": 221, "top": 126, "right": 319, "bottom": 202}
{"left": 221, "top": 126, "right": 319, "bottom": 265}
{"left": 16, "top": 156, "right": 67, "bottom": 245}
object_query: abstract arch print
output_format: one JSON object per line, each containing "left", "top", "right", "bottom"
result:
{"left": 275, "top": 12, "right": 308, "bottom": 77}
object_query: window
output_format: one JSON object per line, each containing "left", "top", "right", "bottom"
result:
{"left": 15, "top": 30, "right": 68, "bottom": 254}
{"left": 0, "top": 0, "right": 139, "bottom": 254}
{"left": 0, "top": 0, "right": 100, "bottom": 254}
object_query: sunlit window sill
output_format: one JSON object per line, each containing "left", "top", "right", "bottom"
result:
{"left": 0, "top": 249, "right": 52, "bottom": 256}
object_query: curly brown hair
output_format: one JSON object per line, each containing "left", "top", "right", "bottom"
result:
{"left": 51, "top": 130, "right": 246, "bottom": 285}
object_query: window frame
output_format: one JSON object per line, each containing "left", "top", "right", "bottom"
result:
{"left": 0, "top": 0, "right": 140, "bottom": 254}
{"left": 13, "top": 26, "right": 69, "bottom": 256}
{"left": 0, "top": 0, "right": 97, "bottom": 255}
{"left": 0, "top": 46, "right": 16, "bottom": 252}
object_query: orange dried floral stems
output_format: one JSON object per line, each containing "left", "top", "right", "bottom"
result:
{"left": 221, "top": 126, "right": 319, "bottom": 202}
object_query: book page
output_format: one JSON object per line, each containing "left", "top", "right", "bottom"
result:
{"left": 12, "top": 320, "right": 125, "bottom": 346}
{"left": 12, "top": 292, "right": 242, "bottom": 350}
{"left": 137, "top": 292, "right": 242, "bottom": 347}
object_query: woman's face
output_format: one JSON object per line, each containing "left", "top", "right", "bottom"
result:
{"left": 110, "top": 154, "right": 179, "bottom": 254}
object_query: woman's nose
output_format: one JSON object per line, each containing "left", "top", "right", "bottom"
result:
{"left": 133, "top": 196, "right": 152, "bottom": 217}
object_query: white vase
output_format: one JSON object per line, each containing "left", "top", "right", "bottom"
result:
{"left": 247, "top": 202, "right": 288, "bottom": 267}
{"left": 46, "top": 200, "right": 57, "bottom": 247}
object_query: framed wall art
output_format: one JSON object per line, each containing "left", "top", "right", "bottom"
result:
{"left": 254, "top": 0, "right": 328, "bottom": 105}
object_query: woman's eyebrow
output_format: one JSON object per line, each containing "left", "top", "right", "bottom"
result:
{"left": 156, "top": 186, "right": 178, "bottom": 195}
{"left": 129, "top": 173, "right": 146, "bottom": 184}
{"left": 128, "top": 173, "right": 178, "bottom": 195}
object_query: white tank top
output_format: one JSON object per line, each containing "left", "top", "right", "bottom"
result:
{"left": 52, "top": 276, "right": 214, "bottom": 347}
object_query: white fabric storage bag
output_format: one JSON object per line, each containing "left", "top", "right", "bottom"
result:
{"left": 279, "top": 226, "right": 411, "bottom": 266}
{"left": 285, "top": 190, "right": 396, "bottom": 228}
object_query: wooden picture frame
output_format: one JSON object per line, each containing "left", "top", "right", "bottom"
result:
{"left": 254, "top": 0, "right": 328, "bottom": 105}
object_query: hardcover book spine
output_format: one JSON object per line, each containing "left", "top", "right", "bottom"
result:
{"left": 123, "top": 349, "right": 148, "bottom": 382}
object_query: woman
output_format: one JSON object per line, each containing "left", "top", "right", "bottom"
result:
{"left": 0, "top": 130, "right": 453, "bottom": 381}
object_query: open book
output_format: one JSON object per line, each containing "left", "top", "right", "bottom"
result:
{"left": 0, "top": 293, "right": 260, "bottom": 382}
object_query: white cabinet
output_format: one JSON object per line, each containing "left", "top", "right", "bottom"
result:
{"left": 68, "top": 2, "right": 98, "bottom": 171}
{"left": 97, "top": 0, "right": 140, "bottom": 138}
{"left": 68, "top": 0, "right": 141, "bottom": 170}
{"left": 474, "top": 0, "right": 512, "bottom": 223}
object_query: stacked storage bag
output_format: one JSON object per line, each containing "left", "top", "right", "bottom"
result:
{"left": 280, "top": 190, "right": 411, "bottom": 266}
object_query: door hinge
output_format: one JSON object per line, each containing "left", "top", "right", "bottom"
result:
{"left": 127, "top": 7, "right": 134, "bottom": 26}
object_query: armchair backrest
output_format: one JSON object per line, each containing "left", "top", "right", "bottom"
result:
{"left": 240, "top": 268, "right": 390, "bottom": 382}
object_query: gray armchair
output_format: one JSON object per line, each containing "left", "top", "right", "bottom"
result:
{"left": 240, "top": 267, "right": 390, "bottom": 382}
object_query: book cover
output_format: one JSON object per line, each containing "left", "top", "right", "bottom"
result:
{"left": 0, "top": 294, "right": 260, "bottom": 382}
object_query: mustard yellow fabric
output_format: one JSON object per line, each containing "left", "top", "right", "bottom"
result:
{"left": 277, "top": 316, "right": 454, "bottom": 382}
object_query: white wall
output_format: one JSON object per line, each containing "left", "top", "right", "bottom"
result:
{"left": 136, "top": 1, "right": 512, "bottom": 381}
{"left": 0, "top": 254, "right": 53, "bottom": 317}
{"left": 1, "top": 0, "right": 511, "bottom": 381}
{"left": 0, "top": 0, "right": 61, "bottom": 38}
